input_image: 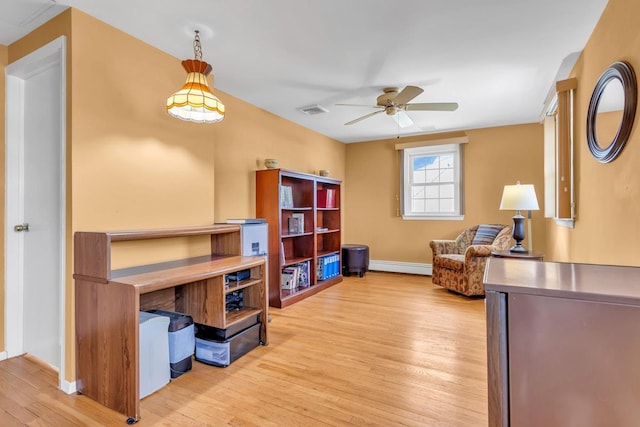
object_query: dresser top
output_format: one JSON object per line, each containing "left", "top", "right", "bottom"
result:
{"left": 484, "top": 258, "right": 640, "bottom": 305}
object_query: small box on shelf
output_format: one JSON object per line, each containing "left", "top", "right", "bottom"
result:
{"left": 287, "top": 217, "right": 300, "bottom": 234}
{"left": 225, "top": 269, "right": 251, "bottom": 288}
{"left": 292, "top": 213, "right": 305, "bottom": 232}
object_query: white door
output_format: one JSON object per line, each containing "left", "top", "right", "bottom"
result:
{"left": 5, "top": 37, "right": 66, "bottom": 381}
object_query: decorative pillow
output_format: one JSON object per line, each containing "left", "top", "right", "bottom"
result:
{"left": 472, "top": 224, "right": 503, "bottom": 245}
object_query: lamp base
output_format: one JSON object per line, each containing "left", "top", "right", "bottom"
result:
{"left": 509, "top": 243, "right": 529, "bottom": 253}
{"left": 510, "top": 213, "right": 528, "bottom": 253}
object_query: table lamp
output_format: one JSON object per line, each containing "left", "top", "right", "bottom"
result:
{"left": 499, "top": 181, "right": 539, "bottom": 253}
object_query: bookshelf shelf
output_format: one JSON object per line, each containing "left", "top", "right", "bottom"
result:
{"left": 256, "top": 168, "right": 342, "bottom": 308}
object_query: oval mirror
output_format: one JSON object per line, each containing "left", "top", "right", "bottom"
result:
{"left": 586, "top": 61, "right": 637, "bottom": 163}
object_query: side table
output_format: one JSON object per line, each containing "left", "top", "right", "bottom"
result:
{"left": 491, "top": 250, "right": 544, "bottom": 261}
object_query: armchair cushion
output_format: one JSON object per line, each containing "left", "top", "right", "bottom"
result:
{"left": 472, "top": 224, "right": 504, "bottom": 245}
{"left": 433, "top": 254, "right": 465, "bottom": 271}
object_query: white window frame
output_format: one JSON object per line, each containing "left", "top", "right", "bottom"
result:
{"left": 401, "top": 143, "right": 464, "bottom": 220}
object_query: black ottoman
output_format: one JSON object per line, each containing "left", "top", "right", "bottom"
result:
{"left": 342, "top": 244, "right": 369, "bottom": 277}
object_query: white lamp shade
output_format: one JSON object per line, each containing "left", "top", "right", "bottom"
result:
{"left": 500, "top": 183, "right": 539, "bottom": 211}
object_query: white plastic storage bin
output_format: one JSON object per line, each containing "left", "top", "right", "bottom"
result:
{"left": 146, "top": 309, "right": 195, "bottom": 378}
{"left": 139, "top": 311, "right": 170, "bottom": 398}
{"left": 195, "top": 322, "right": 261, "bottom": 367}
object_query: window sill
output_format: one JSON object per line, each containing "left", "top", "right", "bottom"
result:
{"left": 401, "top": 215, "right": 464, "bottom": 221}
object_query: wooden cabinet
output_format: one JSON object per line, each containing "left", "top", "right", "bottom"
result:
{"left": 484, "top": 258, "right": 640, "bottom": 426}
{"left": 256, "top": 169, "right": 342, "bottom": 308}
{"left": 74, "top": 225, "right": 268, "bottom": 423}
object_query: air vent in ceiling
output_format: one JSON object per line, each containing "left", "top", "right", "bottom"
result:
{"left": 298, "top": 104, "right": 329, "bottom": 115}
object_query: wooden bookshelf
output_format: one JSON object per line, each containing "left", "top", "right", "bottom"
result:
{"left": 256, "top": 169, "right": 342, "bottom": 308}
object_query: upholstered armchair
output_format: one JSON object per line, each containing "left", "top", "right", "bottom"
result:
{"left": 429, "top": 224, "right": 512, "bottom": 296}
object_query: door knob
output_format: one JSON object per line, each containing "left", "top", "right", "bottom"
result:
{"left": 14, "top": 223, "right": 29, "bottom": 232}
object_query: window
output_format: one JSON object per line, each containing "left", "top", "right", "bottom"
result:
{"left": 543, "top": 77, "right": 576, "bottom": 228}
{"left": 401, "top": 143, "right": 463, "bottom": 220}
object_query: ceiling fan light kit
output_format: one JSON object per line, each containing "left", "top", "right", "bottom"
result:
{"left": 338, "top": 85, "right": 458, "bottom": 128}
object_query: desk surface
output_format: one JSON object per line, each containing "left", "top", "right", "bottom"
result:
{"left": 484, "top": 258, "right": 640, "bottom": 305}
{"left": 111, "top": 255, "right": 265, "bottom": 293}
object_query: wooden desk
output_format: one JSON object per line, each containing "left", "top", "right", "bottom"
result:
{"left": 74, "top": 225, "right": 268, "bottom": 423}
{"left": 484, "top": 258, "right": 640, "bottom": 426}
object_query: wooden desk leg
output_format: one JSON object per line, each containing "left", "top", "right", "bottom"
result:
{"left": 486, "top": 291, "right": 509, "bottom": 426}
{"left": 76, "top": 280, "right": 140, "bottom": 422}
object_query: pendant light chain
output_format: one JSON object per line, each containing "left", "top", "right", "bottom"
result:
{"left": 193, "top": 30, "right": 203, "bottom": 60}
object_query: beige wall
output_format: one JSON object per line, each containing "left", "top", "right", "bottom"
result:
{"left": 345, "top": 123, "right": 545, "bottom": 263}
{"left": 212, "top": 87, "right": 345, "bottom": 223}
{"left": 545, "top": 0, "right": 640, "bottom": 265}
{"left": 0, "top": 43, "right": 7, "bottom": 352}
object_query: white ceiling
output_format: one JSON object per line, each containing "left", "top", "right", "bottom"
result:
{"left": 2, "top": 0, "right": 609, "bottom": 143}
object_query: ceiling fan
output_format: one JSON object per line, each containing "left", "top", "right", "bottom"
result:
{"left": 337, "top": 85, "right": 458, "bottom": 128}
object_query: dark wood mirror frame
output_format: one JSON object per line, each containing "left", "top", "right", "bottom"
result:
{"left": 586, "top": 61, "right": 637, "bottom": 163}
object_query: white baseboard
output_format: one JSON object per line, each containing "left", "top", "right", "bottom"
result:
{"left": 60, "top": 379, "right": 77, "bottom": 394}
{"left": 0, "top": 351, "right": 7, "bottom": 361}
{"left": 369, "top": 260, "right": 432, "bottom": 276}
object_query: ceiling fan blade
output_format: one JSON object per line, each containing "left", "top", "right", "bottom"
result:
{"left": 391, "top": 110, "right": 414, "bottom": 128}
{"left": 405, "top": 102, "right": 459, "bottom": 111}
{"left": 336, "top": 103, "right": 383, "bottom": 109}
{"left": 393, "top": 85, "right": 424, "bottom": 106}
{"left": 345, "top": 110, "right": 384, "bottom": 125}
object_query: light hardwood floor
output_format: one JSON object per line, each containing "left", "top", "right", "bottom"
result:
{"left": 0, "top": 272, "right": 488, "bottom": 426}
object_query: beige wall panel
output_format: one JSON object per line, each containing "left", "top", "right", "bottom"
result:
{"left": 70, "top": 11, "right": 216, "bottom": 233}
{"left": 345, "top": 123, "right": 544, "bottom": 263}
{"left": 545, "top": 0, "right": 640, "bottom": 265}
{"left": 212, "top": 91, "right": 346, "bottom": 223}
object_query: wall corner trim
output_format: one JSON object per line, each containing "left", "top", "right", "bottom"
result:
{"left": 60, "top": 379, "right": 77, "bottom": 395}
{"left": 0, "top": 351, "right": 7, "bottom": 361}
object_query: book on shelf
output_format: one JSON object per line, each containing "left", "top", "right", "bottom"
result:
{"left": 280, "top": 185, "right": 294, "bottom": 208}
{"left": 288, "top": 217, "right": 300, "bottom": 234}
{"left": 280, "top": 242, "right": 285, "bottom": 265}
{"left": 281, "top": 268, "right": 297, "bottom": 290}
{"left": 281, "top": 261, "right": 311, "bottom": 291}
{"left": 317, "top": 254, "right": 340, "bottom": 281}
{"left": 292, "top": 213, "right": 305, "bottom": 233}
{"left": 225, "top": 218, "right": 266, "bottom": 224}
{"left": 296, "top": 260, "right": 310, "bottom": 288}
{"left": 317, "top": 188, "right": 336, "bottom": 208}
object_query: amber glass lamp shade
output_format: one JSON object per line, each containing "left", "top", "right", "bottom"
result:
{"left": 166, "top": 59, "right": 225, "bottom": 123}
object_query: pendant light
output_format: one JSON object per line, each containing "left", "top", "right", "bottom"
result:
{"left": 166, "top": 30, "right": 225, "bottom": 123}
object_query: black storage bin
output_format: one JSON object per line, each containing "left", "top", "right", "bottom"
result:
{"left": 195, "top": 322, "right": 261, "bottom": 367}
{"left": 146, "top": 309, "right": 194, "bottom": 378}
{"left": 342, "top": 244, "right": 370, "bottom": 277}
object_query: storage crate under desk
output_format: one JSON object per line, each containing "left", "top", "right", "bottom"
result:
{"left": 195, "top": 322, "right": 261, "bottom": 367}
